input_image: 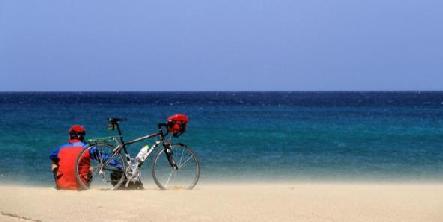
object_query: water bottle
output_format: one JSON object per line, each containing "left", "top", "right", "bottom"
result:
{"left": 136, "top": 144, "right": 151, "bottom": 163}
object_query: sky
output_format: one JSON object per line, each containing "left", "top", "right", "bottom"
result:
{"left": 0, "top": 0, "right": 442, "bottom": 91}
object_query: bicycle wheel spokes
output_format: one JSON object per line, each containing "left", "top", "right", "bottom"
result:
{"left": 178, "top": 153, "right": 194, "bottom": 169}
{"left": 76, "top": 145, "right": 126, "bottom": 190}
{"left": 164, "top": 169, "right": 176, "bottom": 187}
{"left": 152, "top": 144, "right": 200, "bottom": 190}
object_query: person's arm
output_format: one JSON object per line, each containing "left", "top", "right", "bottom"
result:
{"left": 49, "top": 147, "right": 61, "bottom": 172}
{"left": 88, "top": 146, "right": 98, "bottom": 160}
{"left": 51, "top": 163, "right": 58, "bottom": 172}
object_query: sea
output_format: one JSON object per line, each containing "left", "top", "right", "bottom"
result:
{"left": 1, "top": 91, "right": 443, "bottom": 185}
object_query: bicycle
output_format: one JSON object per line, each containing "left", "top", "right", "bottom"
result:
{"left": 75, "top": 115, "right": 200, "bottom": 190}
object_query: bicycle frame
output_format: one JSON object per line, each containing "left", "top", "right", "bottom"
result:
{"left": 107, "top": 121, "right": 176, "bottom": 171}
{"left": 112, "top": 132, "right": 161, "bottom": 160}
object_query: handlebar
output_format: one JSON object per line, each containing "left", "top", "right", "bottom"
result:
{"left": 157, "top": 122, "right": 170, "bottom": 138}
{"left": 157, "top": 123, "right": 168, "bottom": 129}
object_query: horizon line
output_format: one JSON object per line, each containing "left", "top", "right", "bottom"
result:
{"left": 0, "top": 90, "right": 442, "bottom": 93}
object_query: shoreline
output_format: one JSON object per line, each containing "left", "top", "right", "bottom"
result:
{"left": 1, "top": 183, "right": 442, "bottom": 222}
{"left": 3, "top": 178, "right": 443, "bottom": 187}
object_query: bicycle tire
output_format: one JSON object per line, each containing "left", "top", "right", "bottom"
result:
{"left": 152, "top": 143, "right": 200, "bottom": 190}
{"left": 75, "top": 144, "right": 126, "bottom": 190}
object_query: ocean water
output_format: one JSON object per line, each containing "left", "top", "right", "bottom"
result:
{"left": 1, "top": 92, "right": 443, "bottom": 185}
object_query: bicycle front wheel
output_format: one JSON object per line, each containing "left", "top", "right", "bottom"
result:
{"left": 75, "top": 144, "right": 126, "bottom": 190}
{"left": 152, "top": 144, "right": 200, "bottom": 190}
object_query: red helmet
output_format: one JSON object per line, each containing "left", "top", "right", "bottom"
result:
{"left": 167, "top": 114, "right": 188, "bottom": 136}
{"left": 69, "top": 125, "right": 86, "bottom": 135}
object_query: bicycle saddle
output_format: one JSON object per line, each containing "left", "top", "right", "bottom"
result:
{"left": 108, "top": 117, "right": 127, "bottom": 130}
{"left": 108, "top": 117, "right": 127, "bottom": 123}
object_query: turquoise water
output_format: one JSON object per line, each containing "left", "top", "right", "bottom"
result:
{"left": 1, "top": 92, "right": 443, "bottom": 185}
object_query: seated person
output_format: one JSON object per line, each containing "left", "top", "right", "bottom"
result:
{"left": 50, "top": 125, "right": 143, "bottom": 190}
{"left": 49, "top": 125, "right": 91, "bottom": 190}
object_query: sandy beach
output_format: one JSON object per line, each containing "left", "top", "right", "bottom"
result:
{"left": 0, "top": 183, "right": 442, "bottom": 222}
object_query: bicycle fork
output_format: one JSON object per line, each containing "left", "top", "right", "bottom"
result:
{"left": 164, "top": 143, "right": 178, "bottom": 170}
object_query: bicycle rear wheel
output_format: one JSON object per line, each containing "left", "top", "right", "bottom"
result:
{"left": 75, "top": 144, "right": 126, "bottom": 190}
{"left": 152, "top": 144, "right": 200, "bottom": 190}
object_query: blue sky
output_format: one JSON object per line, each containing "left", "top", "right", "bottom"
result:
{"left": 0, "top": 0, "right": 442, "bottom": 91}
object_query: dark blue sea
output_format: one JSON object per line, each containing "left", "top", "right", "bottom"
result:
{"left": 1, "top": 92, "right": 443, "bottom": 185}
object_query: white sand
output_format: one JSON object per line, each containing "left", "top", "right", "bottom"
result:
{"left": 0, "top": 183, "right": 442, "bottom": 222}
